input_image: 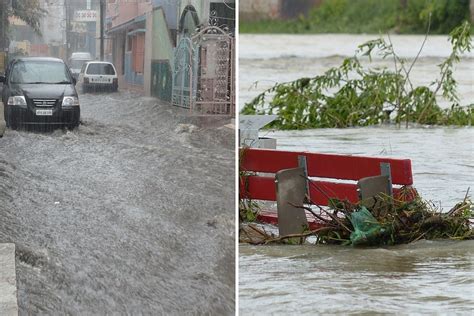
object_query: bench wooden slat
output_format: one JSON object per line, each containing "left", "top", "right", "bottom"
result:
{"left": 240, "top": 175, "right": 411, "bottom": 206}
{"left": 240, "top": 176, "right": 358, "bottom": 205}
{"left": 240, "top": 148, "right": 413, "bottom": 185}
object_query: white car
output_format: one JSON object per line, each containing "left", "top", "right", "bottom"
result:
{"left": 69, "top": 57, "right": 92, "bottom": 80}
{"left": 69, "top": 52, "right": 93, "bottom": 80}
{"left": 78, "top": 61, "right": 118, "bottom": 93}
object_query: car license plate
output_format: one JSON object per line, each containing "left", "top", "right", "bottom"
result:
{"left": 92, "top": 78, "right": 111, "bottom": 83}
{"left": 36, "top": 109, "right": 53, "bottom": 116}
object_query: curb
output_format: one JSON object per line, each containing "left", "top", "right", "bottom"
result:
{"left": 0, "top": 243, "right": 18, "bottom": 316}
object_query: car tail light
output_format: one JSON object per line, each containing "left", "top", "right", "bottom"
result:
{"left": 113, "top": 78, "right": 118, "bottom": 84}
{"left": 84, "top": 77, "right": 89, "bottom": 84}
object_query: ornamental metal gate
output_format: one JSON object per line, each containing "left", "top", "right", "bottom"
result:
{"left": 172, "top": 26, "right": 234, "bottom": 116}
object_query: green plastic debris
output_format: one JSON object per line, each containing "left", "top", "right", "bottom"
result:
{"left": 349, "top": 207, "right": 386, "bottom": 246}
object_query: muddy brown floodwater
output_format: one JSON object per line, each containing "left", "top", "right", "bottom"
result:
{"left": 239, "top": 34, "right": 473, "bottom": 315}
{"left": 0, "top": 90, "right": 235, "bottom": 314}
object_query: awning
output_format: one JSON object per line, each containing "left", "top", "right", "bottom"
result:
{"left": 127, "top": 29, "right": 146, "bottom": 36}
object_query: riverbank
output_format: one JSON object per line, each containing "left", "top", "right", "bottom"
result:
{"left": 240, "top": 0, "right": 473, "bottom": 34}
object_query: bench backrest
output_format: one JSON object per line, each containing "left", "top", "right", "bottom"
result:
{"left": 240, "top": 148, "right": 414, "bottom": 206}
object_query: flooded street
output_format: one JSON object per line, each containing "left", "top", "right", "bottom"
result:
{"left": 0, "top": 91, "right": 235, "bottom": 314}
{"left": 240, "top": 34, "right": 473, "bottom": 314}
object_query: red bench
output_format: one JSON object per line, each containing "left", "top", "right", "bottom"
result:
{"left": 239, "top": 148, "right": 416, "bottom": 228}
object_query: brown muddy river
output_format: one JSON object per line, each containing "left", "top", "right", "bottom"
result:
{"left": 239, "top": 34, "right": 474, "bottom": 315}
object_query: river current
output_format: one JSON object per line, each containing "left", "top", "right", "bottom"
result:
{"left": 239, "top": 34, "right": 474, "bottom": 315}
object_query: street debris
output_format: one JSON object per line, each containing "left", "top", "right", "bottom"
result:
{"left": 175, "top": 124, "right": 198, "bottom": 134}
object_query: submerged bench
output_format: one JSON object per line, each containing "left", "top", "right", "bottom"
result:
{"left": 239, "top": 148, "right": 416, "bottom": 230}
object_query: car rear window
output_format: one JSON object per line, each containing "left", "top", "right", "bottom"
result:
{"left": 86, "top": 63, "right": 116, "bottom": 75}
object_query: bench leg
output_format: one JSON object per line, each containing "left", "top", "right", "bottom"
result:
{"left": 275, "top": 167, "right": 309, "bottom": 236}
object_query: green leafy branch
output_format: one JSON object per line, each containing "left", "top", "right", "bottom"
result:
{"left": 241, "top": 21, "right": 473, "bottom": 129}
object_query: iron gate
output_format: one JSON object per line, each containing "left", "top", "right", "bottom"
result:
{"left": 172, "top": 26, "right": 234, "bottom": 116}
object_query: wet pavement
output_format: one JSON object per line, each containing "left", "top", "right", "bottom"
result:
{"left": 0, "top": 90, "right": 235, "bottom": 314}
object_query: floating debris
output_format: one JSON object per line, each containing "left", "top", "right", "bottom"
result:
{"left": 240, "top": 189, "right": 473, "bottom": 246}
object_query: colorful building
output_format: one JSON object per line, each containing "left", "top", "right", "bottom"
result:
{"left": 149, "top": 0, "right": 179, "bottom": 100}
{"left": 105, "top": 1, "right": 152, "bottom": 90}
{"left": 105, "top": 0, "right": 235, "bottom": 114}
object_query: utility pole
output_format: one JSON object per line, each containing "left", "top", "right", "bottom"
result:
{"left": 1, "top": 1, "right": 13, "bottom": 50}
{"left": 99, "top": 0, "right": 104, "bottom": 61}
{"left": 1, "top": 0, "right": 13, "bottom": 68}
{"left": 1, "top": 2, "right": 5, "bottom": 53}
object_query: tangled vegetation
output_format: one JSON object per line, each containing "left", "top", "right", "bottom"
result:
{"left": 239, "top": 189, "right": 474, "bottom": 246}
{"left": 241, "top": 21, "right": 473, "bottom": 129}
{"left": 240, "top": 0, "right": 472, "bottom": 34}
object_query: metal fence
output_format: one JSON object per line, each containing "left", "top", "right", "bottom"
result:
{"left": 172, "top": 25, "right": 235, "bottom": 117}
